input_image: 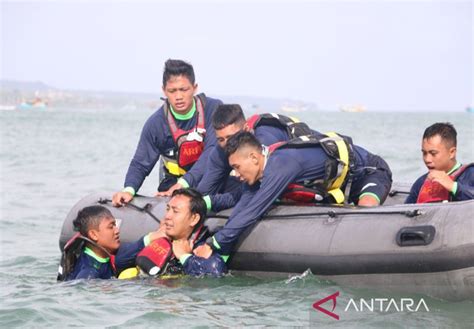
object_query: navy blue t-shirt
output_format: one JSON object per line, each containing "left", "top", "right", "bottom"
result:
{"left": 66, "top": 237, "right": 146, "bottom": 281}
{"left": 213, "top": 144, "right": 391, "bottom": 254}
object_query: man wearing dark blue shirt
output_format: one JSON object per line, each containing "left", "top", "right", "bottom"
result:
{"left": 195, "top": 131, "right": 392, "bottom": 257}
{"left": 196, "top": 104, "right": 317, "bottom": 212}
{"left": 137, "top": 188, "right": 227, "bottom": 277}
{"left": 63, "top": 206, "right": 162, "bottom": 281}
{"left": 112, "top": 59, "right": 222, "bottom": 207}
{"left": 405, "top": 122, "right": 473, "bottom": 203}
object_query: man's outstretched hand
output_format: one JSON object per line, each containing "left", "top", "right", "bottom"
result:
{"left": 112, "top": 191, "right": 134, "bottom": 207}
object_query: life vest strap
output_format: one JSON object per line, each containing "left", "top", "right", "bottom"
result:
{"left": 162, "top": 94, "right": 207, "bottom": 177}
{"left": 324, "top": 132, "right": 350, "bottom": 191}
{"left": 269, "top": 132, "right": 354, "bottom": 204}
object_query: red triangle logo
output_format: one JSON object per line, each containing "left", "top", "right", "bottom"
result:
{"left": 312, "top": 291, "right": 340, "bottom": 320}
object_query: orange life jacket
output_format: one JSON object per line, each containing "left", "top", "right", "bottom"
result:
{"left": 416, "top": 163, "right": 473, "bottom": 203}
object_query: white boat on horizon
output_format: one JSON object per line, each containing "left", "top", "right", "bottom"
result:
{"left": 340, "top": 105, "right": 367, "bottom": 113}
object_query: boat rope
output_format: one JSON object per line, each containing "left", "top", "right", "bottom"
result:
{"left": 210, "top": 209, "right": 422, "bottom": 220}
{"left": 97, "top": 198, "right": 161, "bottom": 224}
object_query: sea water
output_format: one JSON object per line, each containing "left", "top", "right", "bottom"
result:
{"left": 1, "top": 108, "right": 473, "bottom": 328}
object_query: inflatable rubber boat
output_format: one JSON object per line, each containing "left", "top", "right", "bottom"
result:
{"left": 59, "top": 183, "right": 474, "bottom": 301}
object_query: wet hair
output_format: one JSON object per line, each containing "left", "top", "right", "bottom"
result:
{"left": 162, "top": 59, "right": 195, "bottom": 86}
{"left": 423, "top": 122, "right": 457, "bottom": 148}
{"left": 73, "top": 205, "right": 114, "bottom": 237}
{"left": 224, "top": 131, "right": 262, "bottom": 157}
{"left": 171, "top": 188, "right": 207, "bottom": 226}
{"left": 212, "top": 104, "right": 246, "bottom": 130}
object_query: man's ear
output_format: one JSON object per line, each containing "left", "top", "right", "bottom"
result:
{"left": 249, "top": 151, "right": 259, "bottom": 164}
{"left": 88, "top": 229, "right": 99, "bottom": 242}
{"left": 449, "top": 146, "right": 457, "bottom": 160}
{"left": 190, "top": 213, "right": 200, "bottom": 227}
{"left": 193, "top": 83, "right": 199, "bottom": 93}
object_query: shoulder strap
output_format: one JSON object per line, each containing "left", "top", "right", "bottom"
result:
{"left": 453, "top": 162, "right": 474, "bottom": 180}
{"left": 246, "top": 113, "right": 312, "bottom": 138}
{"left": 194, "top": 93, "right": 206, "bottom": 130}
{"left": 246, "top": 114, "right": 261, "bottom": 130}
{"left": 268, "top": 133, "right": 354, "bottom": 204}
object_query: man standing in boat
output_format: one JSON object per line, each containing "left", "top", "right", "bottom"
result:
{"left": 195, "top": 131, "right": 392, "bottom": 258}
{"left": 112, "top": 59, "right": 222, "bottom": 206}
{"left": 405, "top": 122, "right": 473, "bottom": 203}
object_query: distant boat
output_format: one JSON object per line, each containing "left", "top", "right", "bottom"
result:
{"left": 340, "top": 105, "right": 367, "bottom": 113}
{"left": 466, "top": 106, "right": 474, "bottom": 113}
{"left": 17, "top": 98, "right": 47, "bottom": 110}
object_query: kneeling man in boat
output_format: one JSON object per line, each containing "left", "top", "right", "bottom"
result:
{"left": 405, "top": 122, "right": 473, "bottom": 203}
{"left": 195, "top": 131, "right": 392, "bottom": 258}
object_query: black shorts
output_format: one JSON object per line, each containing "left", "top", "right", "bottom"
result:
{"left": 349, "top": 154, "right": 393, "bottom": 205}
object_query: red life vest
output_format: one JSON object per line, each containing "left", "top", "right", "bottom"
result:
{"left": 416, "top": 163, "right": 473, "bottom": 203}
{"left": 163, "top": 94, "right": 207, "bottom": 177}
{"left": 269, "top": 133, "right": 355, "bottom": 204}
{"left": 136, "top": 225, "right": 205, "bottom": 277}
{"left": 246, "top": 113, "right": 313, "bottom": 139}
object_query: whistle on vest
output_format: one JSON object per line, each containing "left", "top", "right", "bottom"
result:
{"left": 186, "top": 128, "right": 205, "bottom": 142}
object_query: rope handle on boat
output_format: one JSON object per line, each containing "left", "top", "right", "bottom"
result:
{"left": 389, "top": 189, "right": 411, "bottom": 197}
{"left": 97, "top": 198, "right": 161, "bottom": 224}
{"left": 209, "top": 209, "right": 422, "bottom": 220}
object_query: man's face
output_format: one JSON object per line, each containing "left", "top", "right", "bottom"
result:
{"left": 229, "top": 147, "right": 261, "bottom": 185}
{"left": 422, "top": 135, "right": 456, "bottom": 172}
{"left": 215, "top": 123, "right": 245, "bottom": 148}
{"left": 91, "top": 216, "right": 120, "bottom": 253}
{"left": 163, "top": 75, "right": 197, "bottom": 114}
{"left": 164, "top": 195, "right": 199, "bottom": 240}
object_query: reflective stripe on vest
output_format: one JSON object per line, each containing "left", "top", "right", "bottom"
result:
{"left": 162, "top": 94, "right": 206, "bottom": 177}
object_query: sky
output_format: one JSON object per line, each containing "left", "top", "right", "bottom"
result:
{"left": 1, "top": 0, "right": 472, "bottom": 111}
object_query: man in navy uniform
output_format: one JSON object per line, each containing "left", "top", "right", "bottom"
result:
{"left": 195, "top": 131, "right": 392, "bottom": 258}
{"left": 112, "top": 59, "right": 222, "bottom": 206}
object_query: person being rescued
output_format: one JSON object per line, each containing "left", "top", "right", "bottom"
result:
{"left": 135, "top": 188, "right": 227, "bottom": 277}
{"left": 194, "top": 131, "right": 392, "bottom": 258}
{"left": 58, "top": 205, "right": 164, "bottom": 281}
{"left": 405, "top": 122, "right": 473, "bottom": 203}
{"left": 112, "top": 59, "right": 223, "bottom": 207}
{"left": 196, "top": 103, "right": 321, "bottom": 212}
